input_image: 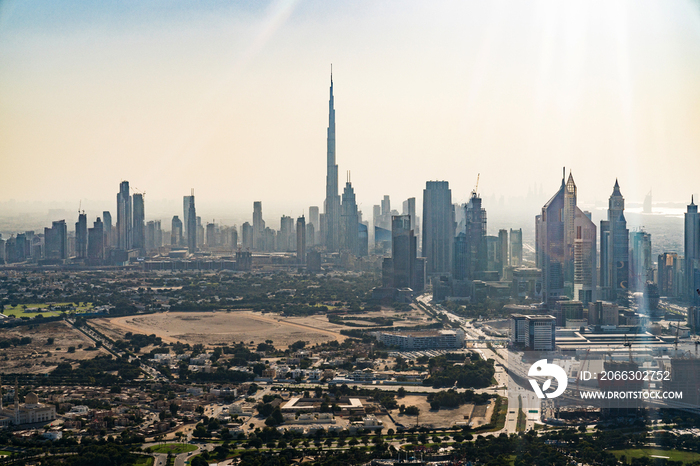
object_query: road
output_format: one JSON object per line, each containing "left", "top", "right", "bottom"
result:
{"left": 418, "top": 293, "right": 542, "bottom": 433}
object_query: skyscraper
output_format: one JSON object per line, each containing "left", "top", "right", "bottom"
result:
{"left": 308, "top": 206, "right": 320, "bottom": 245}
{"left": 171, "top": 216, "right": 183, "bottom": 247}
{"left": 296, "top": 216, "right": 306, "bottom": 264}
{"left": 75, "top": 212, "right": 87, "bottom": 259}
{"left": 187, "top": 195, "right": 197, "bottom": 253}
{"left": 510, "top": 228, "right": 523, "bottom": 267}
{"left": 464, "top": 192, "right": 487, "bottom": 279}
{"left": 341, "top": 177, "right": 359, "bottom": 256}
{"left": 253, "top": 201, "right": 264, "bottom": 250}
{"left": 422, "top": 181, "right": 453, "bottom": 276}
{"left": 684, "top": 196, "right": 699, "bottom": 302}
{"left": 87, "top": 217, "right": 104, "bottom": 265}
{"left": 536, "top": 170, "right": 596, "bottom": 305}
{"left": 279, "top": 215, "right": 295, "bottom": 251}
{"left": 391, "top": 215, "right": 416, "bottom": 288}
{"left": 183, "top": 195, "right": 194, "bottom": 241}
{"left": 132, "top": 193, "right": 145, "bottom": 254}
{"left": 116, "top": 181, "right": 132, "bottom": 250}
{"left": 498, "top": 229, "right": 508, "bottom": 277}
{"left": 403, "top": 197, "right": 419, "bottom": 253}
{"left": 44, "top": 220, "right": 68, "bottom": 260}
{"left": 600, "top": 180, "right": 629, "bottom": 302}
{"left": 102, "top": 211, "right": 112, "bottom": 250}
{"left": 323, "top": 71, "right": 341, "bottom": 252}
{"left": 630, "top": 230, "right": 652, "bottom": 292}
{"left": 241, "top": 222, "right": 253, "bottom": 250}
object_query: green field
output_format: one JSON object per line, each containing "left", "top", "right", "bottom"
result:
{"left": 147, "top": 444, "right": 197, "bottom": 455}
{"left": 611, "top": 448, "right": 700, "bottom": 464}
{"left": 133, "top": 456, "right": 154, "bottom": 466}
{"left": 2, "top": 302, "right": 94, "bottom": 318}
{"left": 0, "top": 450, "right": 13, "bottom": 457}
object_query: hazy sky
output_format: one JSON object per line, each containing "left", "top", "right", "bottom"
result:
{"left": 2, "top": 0, "right": 700, "bottom": 224}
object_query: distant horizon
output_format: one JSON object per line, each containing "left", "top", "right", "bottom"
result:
{"left": 3, "top": 1, "right": 700, "bottom": 214}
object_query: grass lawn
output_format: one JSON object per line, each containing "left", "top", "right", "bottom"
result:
{"left": 133, "top": 456, "right": 154, "bottom": 466}
{"left": 147, "top": 444, "right": 197, "bottom": 455}
{"left": 0, "top": 450, "right": 13, "bottom": 457}
{"left": 2, "top": 302, "right": 94, "bottom": 318}
{"left": 474, "top": 396, "right": 507, "bottom": 433}
{"left": 611, "top": 448, "right": 700, "bottom": 464}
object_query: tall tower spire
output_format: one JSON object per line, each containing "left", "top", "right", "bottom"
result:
{"left": 324, "top": 66, "right": 340, "bottom": 252}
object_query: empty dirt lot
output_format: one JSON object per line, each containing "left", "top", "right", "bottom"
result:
{"left": 92, "top": 311, "right": 349, "bottom": 349}
{"left": 0, "top": 321, "right": 110, "bottom": 374}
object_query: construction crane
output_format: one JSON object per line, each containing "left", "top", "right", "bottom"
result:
{"left": 623, "top": 334, "right": 633, "bottom": 363}
{"left": 471, "top": 173, "right": 480, "bottom": 197}
{"left": 674, "top": 320, "right": 681, "bottom": 354}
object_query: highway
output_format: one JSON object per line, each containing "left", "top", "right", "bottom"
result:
{"left": 418, "top": 293, "right": 542, "bottom": 433}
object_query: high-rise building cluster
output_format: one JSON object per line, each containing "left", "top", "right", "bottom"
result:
{"left": 1, "top": 72, "right": 698, "bottom": 326}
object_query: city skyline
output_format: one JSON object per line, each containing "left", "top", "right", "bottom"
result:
{"left": 3, "top": 1, "right": 700, "bottom": 214}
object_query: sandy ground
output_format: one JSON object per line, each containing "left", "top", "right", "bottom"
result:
{"left": 93, "top": 311, "right": 349, "bottom": 349}
{"left": 0, "top": 321, "right": 110, "bottom": 374}
{"left": 395, "top": 395, "right": 489, "bottom": 429}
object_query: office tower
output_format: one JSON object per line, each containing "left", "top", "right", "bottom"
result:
{"left": 422, "top": 181, "right": 453, "bottom": 275}
{"left": 685, "top": 197, "right": 700, "bottom": 303}
{"left": 382, "top": 215, "right": 424, "bottom": 292}
{"left": 75, "top": 212, "right": 87, "bottom": 259}
{"left": 373, "top": 205, "right": 381, "bottom": 226}
{"left": 658, "top": 252, "right": 683, "bottom": 298}
{"left": 453, "top": 233, "right": 468, "bottom": 280}
{"left": 588, "top": 301, "right": 619, "bottom": 327}
{"left": 630, "top": 230, "right": 652, "bottom": 292}
{"left": 241, "top": 222, "right": 253, "bottom": 250}
{"left": 574, "top": 208, "right": 597, "bottom": 306}
{"left": 296, "top": 216, "right": 306, "bottom": 264}
{"left": 146, "top": 221, "right": 155, "bottom": 251}
{"left": 465, "top": 192, "right": 487, "bottom": 279}
{"left": 183, "top": 195, "right": 194, "bottom": 242}
{"left": 381, "top": 196, "right": 390, "bottom": 216}
{"left": 308, "top": 206, "right": 320, "bottom": 230}
{"left": 307, "top": 206, "right": 319, "bottom": 245}
{"left": 600, "top": 180, "right": 629, "bottom": 301}
{"left": 187, "top": 194, "right": 197, "bottom": 253}
{"left": 252, "top": 201, "right": 264, "bottom": 250}
{"left": 498, "top": 229, "right": 508, "bottom": 277}
{"left": 171, "top": 216, "right": 183, "bottom": 247}
{"left": 536, "top": 170, "right": 596, "bottom": 304}
{"left": 87, "top": 217, "right": 104, "bottom": 264}
{"left": 44, "top": 220, "right": 68, "bottom": 260}
{"left": 231, "top": 227, "right": 238, "bottom": 250}
{"left": 341, "top": 178, "right": 359, "bottom": 256}
{"left": 510, "top": 228, "right": 523, "bottom": 267}
{"left": 132, "top": 193, "right": 145, "bottom": 253}
{"left": 510, "top": 315, "right": 556, "bottom": 351}
{"left": 323, "top": 71, "right": 341, "bottom": 253}
{"left": 391, "top": 215, "right": 415, "bottom": 288}
{"left": 196, "top": 216, "right": 204, "bottom": 248}
{"left": 403, "top": 197, "right": 419, "bottom": 252}
{"left": 102, "top": 211, "right": 112, "bottom": 250}
{"left": 306, "top": 223, "right": 315, "bottom": 248}
{"left": 116, "top": 181, "right": 132, "bottom": 250}
{"left": 359, "top": 223, "right": 368, "bottom": 257}
{"left": 206, "top": 223, "right": 217, "bottom": 248}
{"left": 279, "top": 216, "right": 295, "bottom": 251}
{"left": 154, "top": 220, "right": 162, "bottom": 249}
